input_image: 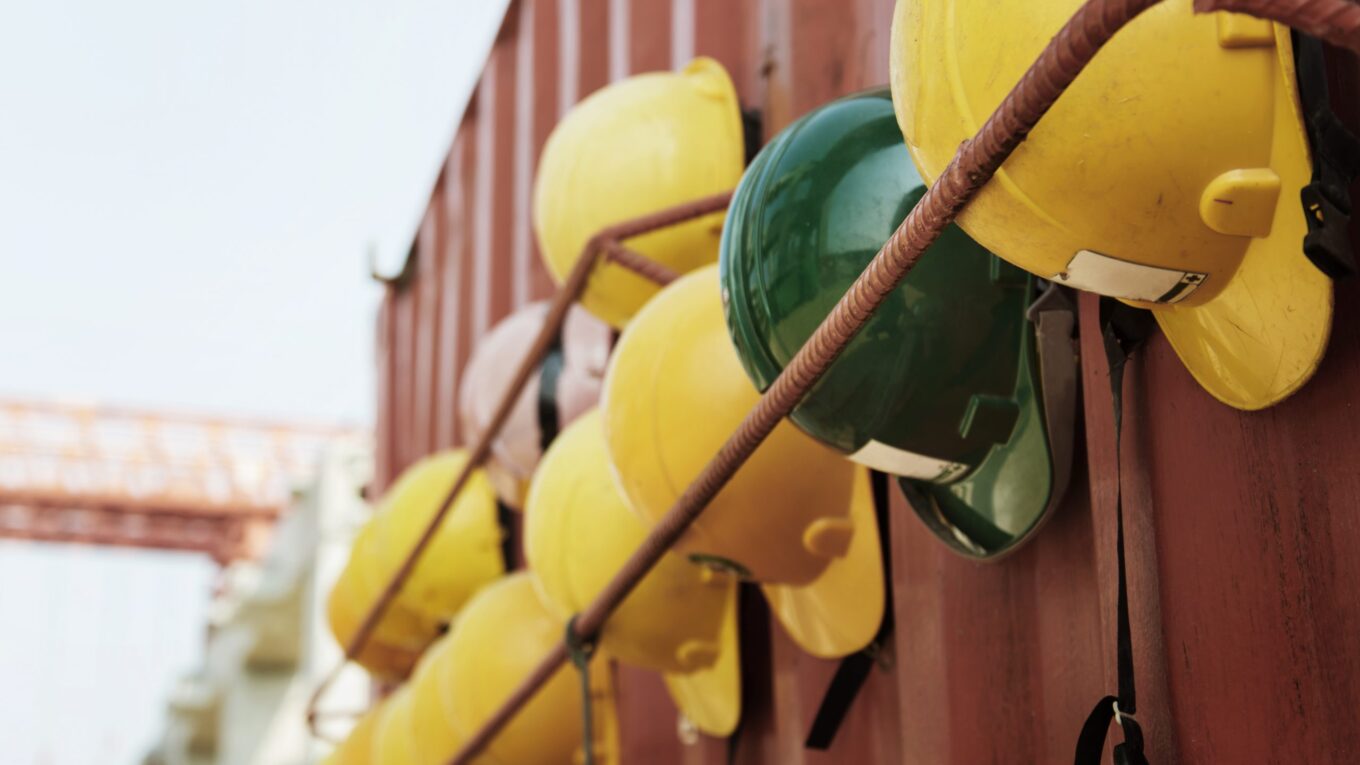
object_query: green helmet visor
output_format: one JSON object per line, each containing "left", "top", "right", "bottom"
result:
{"left": 719, "top": 89, "right": 1077, "bottom": 558}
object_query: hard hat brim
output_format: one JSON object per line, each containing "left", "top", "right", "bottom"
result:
{"left": 759, "top": 466, "right": 886, "bottom": 659}
{"left": 1154, "top": 241, "right": 1332, "bottom": 410}
{"left": 898, "top": 299, "right": 1075, "bottom": 559}
{"left": 661, "top": 578, "right": 742, "bottom": 737}
{"left": 1154, "top": 27, "right": 1332, "bottom": 412}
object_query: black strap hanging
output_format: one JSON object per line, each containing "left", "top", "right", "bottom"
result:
{"left": 741, "top": 108, "right": 764, "bottom": 167}
{"left": 494, "top": 499, "right": 517, "bottom": 572}
{"left": 723, "top": 582, "right": 762, "bottom": 765}
{"left": 537, "top": 330, "right": 566, "bottom": 451}
{"left": 804, "top": 470, "right": 894, "bottom": 750}
{"left": 724, "top": 705, "right": 746, "bottom": 765}
{"left": 1073, "top": 300, "right": 1156, "bottom": 765}
{"left": 565, "top": 616, "right": 598, "bottom": 765}
{"left": 1295, "top": 31, "right": 1360, "bottom": 279}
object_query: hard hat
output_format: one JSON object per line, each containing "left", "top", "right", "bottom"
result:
{"left": 437, "top": 573, "right": 618, "bottom": 765}
{"left": 720, "top": 88, "right": 1078, "bottom": 558}
{"left": 891, "top": 0, "right": 1333, "bottom": 410}
{"left": 371, "top": 686, "right": 418, "bottom": 765}
{"left": 459, "top": 302, "right": 612, "bottom": 509}
{"left": 329, "top": 700, "right": 383, "bottom": 765}
{"left": 532, "top": 57, "right": 745, "bottom": 329}
{"left": 369, "top": 450, "right": 505, "bottom": 627}
{"left": 558, "top": 302, "right": 614, "bottom": 424}
{"left": 325, "top": 564, "right": 420, "bottom": 680}
{"left": 407, "top": 635, "right": 464, "bottom": 765}
{"left": 602, "top": 265, "right": 885, "bottom": 658}
{"left": 524, "top": 408, "right": 741, "bottom": 736}
{"left": 326, "top": 522, "right": 436, "bottom": 678}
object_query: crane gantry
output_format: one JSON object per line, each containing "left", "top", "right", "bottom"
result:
{"left": 0, "top": 398, "right": 362, "bottom": 564}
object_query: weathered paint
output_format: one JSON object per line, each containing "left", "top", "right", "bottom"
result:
{"left": 373, "top": 1, "right": 1360, "bottom": 762}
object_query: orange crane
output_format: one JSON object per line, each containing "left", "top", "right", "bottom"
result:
{"left": 0, "top": 398, "right": 362, "bottom": 564}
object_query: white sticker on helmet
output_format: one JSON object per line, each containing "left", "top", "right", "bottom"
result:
{"left": 849, "top": 439, "right": 970, "bottom": 482}
{"left": 1057, "top": 250, "right": 1207, "bottom": 304}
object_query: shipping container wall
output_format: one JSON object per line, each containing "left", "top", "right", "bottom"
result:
{"left": 374, "top": 2, "right": 1360, "bottom": 762}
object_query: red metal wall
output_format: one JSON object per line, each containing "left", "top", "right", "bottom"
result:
{"left": 374, "top": 2, "right": 1360, "bottom": 762}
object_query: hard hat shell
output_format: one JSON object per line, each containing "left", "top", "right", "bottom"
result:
{"left": 370, "top": 451, "right": 505, "bottom": 627}
{"left": 524, "top": 408, "right": 741, "bottom": 736}
{"left": 438, "top": 573, "right": 618, "bottom": 765}
{"left": 327, "top": 521, "right": 440, "bottom": 677}
{"left": 721, "top": 88, "right": 1070, "bottom": 558}
{"left": 407, "top": 635, "right": 464, "bottom": 765}
{"left": 532, "top": 57, "right": 745, "bottom": 329}
{"left": 330, "top": 700, "right": 383, "bottom": 765}
{"left": 325, "top": 560, "right": 421, "bottom": 680}
{"left": 459, "top": 302, "right": 611, "bottom": 510}
{"left": 602, "top": 265, "right": 884, "bottom": 657}
{"left": 557, "top": 302, "right": 614, "bottom": 423}
{"left": 892, "top": 0, "right": 1329, "bottom": 410}
{"left": 372, "top": 686, "right": 419, "bottom": 765}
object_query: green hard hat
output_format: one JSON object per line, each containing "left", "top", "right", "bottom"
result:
{"left": 719, "top": 88, "right": 1078, "bottom": 558}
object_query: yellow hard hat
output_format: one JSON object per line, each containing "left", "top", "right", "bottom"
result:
{"left": 371, "top": 686, "right": 419, "bottom": 765}
{"left": 532, "top": 57, "right": 745, "bottom": 329}
{"left": 602, "top": 265, "right": 885, "bottom": 658}
{"left": 330, "top": 700, "right": 383, "bottom": 765}
{"left": 370, "top": 450, "right": 505, "bottom": 627}
{"left": 407, "top": 635, "right": 464, "bottom": 765}
{"left": 434, "top": 573, "right": 617, "bottom": 765}
{"left": 892, "top": 0, "right": 1331, "bottom": 410}
{"left": 524, "top": 408, "right": 741, "bottom": 736}
{"left": 325, "top": 565, "right": 419, "bottom": 680}
{"left": 326, "top": 522, "right": 435, "bottom": 679}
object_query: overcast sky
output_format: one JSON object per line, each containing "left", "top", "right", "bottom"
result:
{"left": 1, "top": 0, "right": 507, "bottom": 426}
{"left": 0, "top": 2, "right": 507, "bottom": 762}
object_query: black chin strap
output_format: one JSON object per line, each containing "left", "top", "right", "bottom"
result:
{"left": 723, "top": 703, "right": 746, "bottom": 765}
{"left": 1074, "top": 300, "right": 1156, "bottom": 765}
{"left": 803, "top": 470, "right": 894, "bottom": 750}
{"left": 1295, "top": 31, "right": 1360, "bottom": 279}
{"left": 722, "top": 583, "right": 760, "bottom": 765}
{"left": 495, "top": 499, "right": 517, "bottom": 572}
{"left": 537, "top": 330, "right": 566, "bottom": 451}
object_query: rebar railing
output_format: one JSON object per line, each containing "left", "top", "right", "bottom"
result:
{"left": 442, "top": 1, "right": 1360, "bottom": 762}
{"left": 311, "top": 0, "right": 1360, "bottom": 757}
{"left": 304, "top": 192, "right": 732, "bottom": 737}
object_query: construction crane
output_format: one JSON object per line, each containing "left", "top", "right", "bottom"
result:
{"left": 0, "top": 398, "right": 363, "bottom": 564}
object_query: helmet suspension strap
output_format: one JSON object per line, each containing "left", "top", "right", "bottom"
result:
{"left": 536, "top": 330, "right": 566, "bottom": 452}
{"left": 566, "top": 615, "right": 599, "bottom": 765}
{"left": 1295, "top": 32, "right": 1360, "bottom": 279}
{"left": 1073, "top": 300, "right": 1156, "bottom": 765}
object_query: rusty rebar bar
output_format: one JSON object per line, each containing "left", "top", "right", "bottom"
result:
{"left": 604, "top": 241, "right": 681, "bottom": 285}
{"left": 304, "top": 191, "right": 732, "bottom": 737}
{"left": 1197, "top": 0, "right": 1360, "bottom": 51}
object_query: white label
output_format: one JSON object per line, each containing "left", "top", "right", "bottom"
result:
{"left": 1057, "top": 250, "right": 1207, "bottom": 304}
{"left": 849, "top": 439, "right": 970, "bottom": 482}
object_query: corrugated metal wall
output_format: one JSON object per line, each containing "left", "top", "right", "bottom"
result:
{"left": 373, "top": 2, "right": 1360, "bottom": 762}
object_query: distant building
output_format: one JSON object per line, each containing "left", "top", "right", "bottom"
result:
{"left": 143, "top": 437, "right": 372, "bottom": 765}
